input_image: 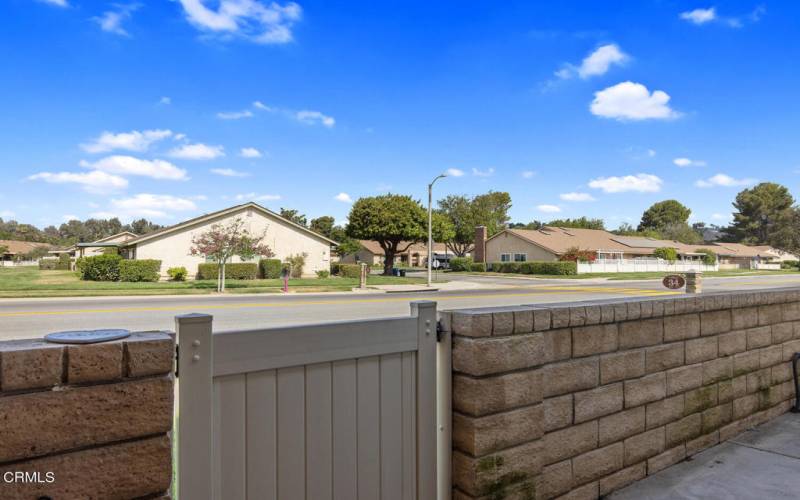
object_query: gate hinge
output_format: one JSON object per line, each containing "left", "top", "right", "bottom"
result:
{"left": 436, "top": 321, "right": 445, "bottom": 342}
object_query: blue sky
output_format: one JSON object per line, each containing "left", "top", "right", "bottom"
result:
{"left": 1, "top": 0, "right": 798, "bottom": 230}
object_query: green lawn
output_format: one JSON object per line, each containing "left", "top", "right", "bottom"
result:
{"left": 448, "top": 268, "right": 800, "bottom": 281}
{"left": 0, "top": 267, "right": 430, "bottom": 298}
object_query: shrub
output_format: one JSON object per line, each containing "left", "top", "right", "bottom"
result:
{"left": 470, "top": 262, "right": 486, "bottom": 272}
{"left": 490, "top": 260, "right": 578, "bottom": 275}
{"left": 337, "top": 263, "right": 362, "bottom": 278}
{"left": 781, "top": 260, "right": 799, "bottom": 270}
{"left": 38, "top": 258, "right": 58, "bottom": 270}
{"left": 284, "top": 253, "right": 308, "bottom": 278}
{"left": 316, "top": 270, "right": 331, "bottom": 278}
{"left": 197, "top": 263, "right": 258, "bottom": 280}
{"left": 559, "top": 247, "right": 596, "bottom": 263}
{"left": 167, "top": 266, "right": 188, "bottom": 281}
{"left": 450, "top": 256, "right": 473, "bottom": 272}
{"left": 653, "top": 247, "right": 678, "bottom": 263}
{"left": 57, "top": 253, "right": 72, "bottom": 270}
{"left": 78, "top": 254, "right": 122, "bottom": 281}
{"left": 259, "top": 259, "right": 283, "bottom": 279}
{"left": 697, "top": 248, "right": 717, "bottom": 265}
{"left": 119, "top": 260, "right": 162, "bottom": 282}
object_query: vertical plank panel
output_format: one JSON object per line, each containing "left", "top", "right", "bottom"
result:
{"left": 412, "top": 301, "right": 438, "bottom": 500}
{"left": 306, "top": 363, "right": 333, "bottom": 500}
{"left": 213, "top": 374, "right": 246, "bottom": 500}
{"left": 332, "top": 359, "right": 358, "bottom": 500}
{"left": 277, "top": 366, "right": 306, "bottom": 500}
{"left": 380, "top": 353, "right": 403, "bottom": 500}
{"left": 400, "top": 352, "right": 417, "bottom": 500}
{"left": 246, "top": 370, "right": 277, "bottom": 500}
{"left": 357, "top": 356, "right": 381, "bottom": 499}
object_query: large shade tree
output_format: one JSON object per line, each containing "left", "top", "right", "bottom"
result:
{"left": 725, "top": 183, "right": 795, "bottom": 245}
{"left": 346, "top": 194, "right": 450, "bottom": 275}
{"left": 638, "top": 200, "right": 691, "bottom": 232}
{"left": 189, "top": 218, "right": 273, "bottom": 292}
{"left": 437, "top": 191, "right": 512, "bottom": 256}
{"left": 310, "top": 215, "right": 361, "bottom": 257}
{"left": 546, "top": 217, "right": 605, "bottom": 230}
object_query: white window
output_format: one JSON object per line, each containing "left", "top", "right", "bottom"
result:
{"left": 514, "top": 253, "right": 527, "bottom": 262}
{"left": 500, "top": 253, "right": 512, "bottom": 262}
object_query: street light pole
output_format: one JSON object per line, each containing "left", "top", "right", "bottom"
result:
{"left": 428, "top": 173, "right": 447, "bottom": 287}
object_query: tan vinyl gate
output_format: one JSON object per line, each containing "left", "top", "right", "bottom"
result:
{"left": 177, "top": 301, "right": 449, "bottom": 500}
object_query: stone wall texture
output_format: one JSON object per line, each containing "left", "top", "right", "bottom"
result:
{"left": 446, "top": 289, "right": 800, "bottom": 500}
{"left": 0, "top": 331, "right": 174, "bottom": 500}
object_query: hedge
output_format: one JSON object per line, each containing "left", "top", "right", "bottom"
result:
{"left": 78, "top": 254, "right": 122, "bottom": 281}
{"left": 259, "top": 259, "right": 283, "bottom": 279}
{"left": 469, "top": 262, "right": 486, "bottom": 272}
{"left": 197, "top": 263, "right": 258, "bottom": 280}
{"left": 781, "top": 260, "right": 799, "bottom": 270}
{"left": 119, "top": 260, "right": 161, "bottom": 282}
{"left": 450, "top": 257, "right": 472, "bottom": 272}
{"left": 337, "top": 263, "right": 362, "bottom": 278}
{"left": 489, "top": 260, "right": 577, "bottom": 275}
{"left": 57, "top": 253, "right": 72, "bottom": 270}
{"left": 167, "top": 267, "right": 188, "bottom": 281}
{"left": 38, "top": 258, "right": 58, "bottom": 270}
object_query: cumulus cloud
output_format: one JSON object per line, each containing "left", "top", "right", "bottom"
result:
{"left": 472, "top": 167, "right": 495, "bottom": 177}
{"left": 695, "top": 173, "right": 756, "bottom": 188}
{"left": 239, "top": 147, "right": 262, "bottom": 158}
{"left": 680, "top": 7, "right": 717, "bottom": 25}
{"left": 559, "top": 192, "right": 596, "bottom": 202}
{"left": 110, "top": 194, "right": 197, "bottom": 218}
{"left": 211, "top": 168, "right": 250, "bottom": 177}
{"left": 537, "top": 204, "right": 562, "bottom": 213}
{"left": 177, "top": 0, "right": 302, "bottom": 44}
{"left": 217, "top": 109, "right": 254, "bottom": 120}
{"left": 81, "top": 129, "right": 173, "bottom": 153}
{"left": 334, "top": 192, "right": 353, "bottom": 203}
{"left": 295, "top": 110, "right": 335, "bottom": 128}
{"left": 28, "top": 171, "right": 128, "bottom": 194}
{"left": 168, "top": 143, "right": 225, "bottom": 160}
{"left": 80, "top": 156, "right": 188, "bottom": 181}
{"left": 92, "top": 4, "right": 139, "bottom": 36}
{"left": 673, "top": 157, "right": 707, "bottom": 168}
{"left": 590, "top": 82, "right": 680, "bottom": 121}
{"left": 446, "top": 168, "right": 465, "bottom": 177}
{"left": 253, "top": 100, "right": 274, "bottom": 111}
{"left": 588, "top": 173, "right": 663, "bottom": 193}
{"left": 557, "top": 44, "right": 629, "bottom": 80}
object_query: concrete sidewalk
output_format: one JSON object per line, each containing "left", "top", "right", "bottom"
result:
{"left": 610, "top": 413, "right": 800, "bottom": 499}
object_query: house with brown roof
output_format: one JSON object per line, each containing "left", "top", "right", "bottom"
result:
{"left": 339, "top": 240, "right": 451, "bottom": 267}
{"left": 0, "top": 240, "right": 53, "bottom": 266}
{"left": 49, "top": 231, "right": 139, "bottom": 258}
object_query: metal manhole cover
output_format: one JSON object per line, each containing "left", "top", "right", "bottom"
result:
{"left": 44, "top": 329, "right": 131, "bottom": 344}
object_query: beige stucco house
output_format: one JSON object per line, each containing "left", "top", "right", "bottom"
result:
{"left": 116, "top": 203, "right": 337, "bottom": 278}
{"left": 339, "top": 240, "right": 451, "bottom": 267}
{"left": 50, "top": 231, "right": 139, "bottom": 258}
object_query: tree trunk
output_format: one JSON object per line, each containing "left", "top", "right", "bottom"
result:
{"left": 383, "top": 251, "right": 395, "bottom": 276}
{"left": 217, "top": 265, "right": 222, "bottom": 293}
{"left": 221, "top": 263, "right": 226, "bottom": 292}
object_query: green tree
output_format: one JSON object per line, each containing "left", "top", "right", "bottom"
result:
{"left": 546, "top": 217, "right": 605, "bottom": 230}
{"left": 346, "top": 194, "right": 428, "bottom": 275}
{"left": 437, "top": 191, "right": 512, "bottom": 256}
{"left": 659, "top": 222, "right": 703, "bottom": 244}
{"left": 310, "top": 215, "right": 362, "bottom": 257}
{"left": 653, "top": 247, "right": 678, "bottom": 263}
{"left": 726, "top": 183, "right": 795, "bottom": 244}
{"left": 509, "top": 221, "right": 544, "bottom": 230}
{"left": 638, "top": 200, "right": 691, "bottom": 232}
{"left": 279, "top": 208, "right": 308, "bottom": 227}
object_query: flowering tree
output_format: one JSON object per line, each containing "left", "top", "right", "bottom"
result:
{"left": 189, "top": 218, "right": 274, "bottom": 292}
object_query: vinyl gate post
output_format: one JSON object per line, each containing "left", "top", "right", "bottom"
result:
{"left": 436, "top": 313, "right": 452, "bottom": 500}
{"left": 411, "top": 301, "right": 438, "bottom": 500}
{"left": 176, "top": 313, "right": 214, "bottom": 500}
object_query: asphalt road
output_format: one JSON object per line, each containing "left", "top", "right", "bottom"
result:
{"left": 1, "top": 274, "right": 799, "bottom": 340}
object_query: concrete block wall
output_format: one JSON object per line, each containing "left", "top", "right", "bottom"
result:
{"left": 0, "top": 332, "right": 175, "bottom": 499}
{"left": 446, "top": 289, "right": 800, "bottom": 500}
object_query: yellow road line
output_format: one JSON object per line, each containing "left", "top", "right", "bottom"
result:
{"left": 0, "top": 288, "right": 680, "bottom": 318}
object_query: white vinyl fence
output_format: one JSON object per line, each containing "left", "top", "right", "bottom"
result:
{"left": 177, "top": 301, "right": 449, "bottom": 500}
{"left": 577, "top": 259, "right": 718, "bottom": 274}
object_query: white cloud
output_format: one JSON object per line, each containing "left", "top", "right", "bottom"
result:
{"left": 177, "top": 0, "right": 302, "bottom": 44}
{"left": 0, "top": 210, "right": 15, "bottom": 218}
{"left": 39, "top": 0, "right": 68, "bottom": 7}
{"left": 80, "top": 156, "right": 188, "bottom": 181}
{"left": 472, "top": 167, "right": 495, "bottom": 177}
{"left": 559, "top": 192, "right": 596, "bottom": 202}
{"left": 680, "top": 7, "right": 717, "bottom": 25}
{"left": 695, "top": 173, "right": 756, "bottom": 188}
{"left": 673, "top": 157, "right": 707, "bottom": 168}
{"left": 335, "top": 192, "right": 353, "bottom": 203}
{"left": 295, "top": 110, "right": 335, "bottom": 128}
{"left": 168, "top": 143, "right": 225, "bottom": 160}
{"left": 81, "top": 129, "right": 173, "bottom": 153}
{"left": 591, "top": 82, "right": 680, "bottom": 121}
{"left": 234, "top": 192, "right": 280, "bottom": 201}
{"left": 27, "top": 171, "right": 128, "bottom": 194}
{"left": 217, "top": 109, "right": 254, "bottom": 120}
{"left": 588, "top": 173, "right": 663, "bottom": 193}
{"left": 159, "top": 96, "right": 171, "bottom": 105}
{"left": 211, "top": 168, "right": 250, "bottom": 177}
{"left": 537, "top": 204, "right": 562, "bottom": 213}
{"left": 647, "top": 149, "right": 657, "bottom": 157}
{"left": 239, "top": 147, "right": 262, "bottom": 158}
{"left": 110, "top": 194, "right": 197, "bottom": 218}
{"left": 521, "top": 170, "right": 536, "bottom": 179}
{"left": 567, "top": 44, "right": 629, "bottom": 79}
{"left": 253, "top": 100, "right": 274, "bottom": 111}
{"left": 446, "top": 168, "right": 465, "bottom": 177}
{"left": 92, "top": 4, "right": 139, "bottom": 36}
